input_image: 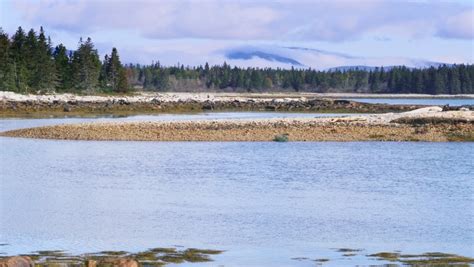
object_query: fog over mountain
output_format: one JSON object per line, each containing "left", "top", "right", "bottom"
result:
{"left": 153, "top": 44, "right": 448, "bottom": 70}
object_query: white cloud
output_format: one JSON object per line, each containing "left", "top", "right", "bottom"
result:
{"left": 10, "top": 0, "right": 474, "bottom": 41}
{"left": 437, "top": 10, "right": 474, "bottom": 39}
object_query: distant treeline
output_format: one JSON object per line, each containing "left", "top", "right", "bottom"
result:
{"left": 1, "top": 27, "right": 473, "bottom": 94}
{"left": 130, "top": 62, "right": 474, "bottom": 94}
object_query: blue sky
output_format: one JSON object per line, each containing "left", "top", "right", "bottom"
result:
{"left": 1, "top": 0, "right": 473, "bottom": 68}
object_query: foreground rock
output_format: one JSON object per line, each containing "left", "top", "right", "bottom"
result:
{"left": 0, "top": 91, "right": 434, "bottom": 117}
{"left": 0, "top": 248, "right": 223, "bottom": 267}
{"left": 0, "top": 256, "right": 33, "bottom": 267}
{"left": 1, "top": 107, "right": 472, "bottom": 142}
{"left": 2, "top": 249, "right": 472, "bottom": 267}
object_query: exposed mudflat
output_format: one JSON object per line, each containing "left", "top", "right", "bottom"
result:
{"left": 1, "top": 107, "right": 472, "bottom": 142}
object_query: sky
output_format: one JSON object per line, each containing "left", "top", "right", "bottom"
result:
{"left": 1, "top": 0, "right": 473, "bottom": 69}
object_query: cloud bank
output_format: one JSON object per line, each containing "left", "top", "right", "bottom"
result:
{"left": 12, "top": 0, "right": 474, "bottom": 42}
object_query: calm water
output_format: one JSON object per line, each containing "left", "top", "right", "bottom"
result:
{"left": 346, "top": 98, "right": 474, "bottom": 106}
{"left": 0, "top": 112, "right": 356, "bottom": 132}
{"left": 1, "top": 114, "right": 473, "bottom": 266}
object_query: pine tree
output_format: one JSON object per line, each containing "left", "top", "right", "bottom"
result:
{"left": 432, "top": 68, "right": 445, "bottom": 94}
{"left": 411, "top": 70, "right": 424, "bottom": 94}
{"left": 143, "top": 68, "right": 153, "bottom": 89}
{"left": 24, "top": 28, "right": 38, "bottom": 90}
{"left": 33, "top": 27, "right": 57, "bottom": 91}
{"left": 106, "top": 48, "right": 125, "bottom": 92}
{"left": 459, "top": 65, "right": 472, "bottom": 94}
{"left": 53, "top": 44, "right": 71, "bottom": 91}
{"left": 448, "top": 66, "right": 461, "bottom": 94}
{"left": 117, "top": 68, "right": 129, "bottom": 93}
{"left": 71, "top": 37, "right": 101, "bottom": 93}
{"left": 99, "top": 54, "right": 109, "bottom": 89}
{"left": 0, "top": 29, "right": 16, "bottom": 91}
{"left": 10, "top": 27, "right": 28, "bottom": 92}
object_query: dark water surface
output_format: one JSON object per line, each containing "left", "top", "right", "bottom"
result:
{"left": 0, "top": 114, "right": 473, "bottom": 266}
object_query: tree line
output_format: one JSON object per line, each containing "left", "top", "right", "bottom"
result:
{"left": 1, "top": 27, "right": 473, "bottom": 94}
{"left": 0, "top": 27, "right": 128, "bottom": 94}
{"left": 128, "top": 62, "right": 473, "bottom": 94}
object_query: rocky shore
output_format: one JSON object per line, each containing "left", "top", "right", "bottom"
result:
{"left": 0, "top": 248, "right": 223, "bottom": 267}
{"left": 2, "top": 107, "right": 473, "bottom": 142}
{"left": 0, "top": 91, "right": 433, "bottom": 117}
{"left": 1, "top": 249, "right": 473, "bottom": 267}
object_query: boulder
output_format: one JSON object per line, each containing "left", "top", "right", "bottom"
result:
{"left": 0, "top": 256, "right": 34, "bottom": 267}
{"left": 334, "top": 99, "right": 351, "bottom": 105}
{"left": 99, "top": 258, "right": 138, "bottom": 267}
{"left": 118, "top": 99, "right": 130, "bottom": 105}
{"left": 63, "top": 104, "right": 72, "bottom": 112}
{"left": 264, "top": 105, "right": 276, "bottom": 111}
{"left": 202, "top": 100, "right": 214, "bottom": 110}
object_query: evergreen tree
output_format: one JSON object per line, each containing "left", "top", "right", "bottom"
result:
{"left": 99, "top": 54, "right": 109, "bottom": 89}
{"left": 432, "top": 70, "right": 445, "bottom": 95}
{"left": 71, "top": 37, "right": 101, "bottom": 93}
{"left": 10, "top": 27, "right": 28, "bottom": 92}
{"left": 0, "top": 28, "right": 16, "bottom": 91}
{"left": 105, "top": 47, "right": 128, "bottom": 92}
{"left": 24, "top": 28, "right": 38, "bottom": 89}
{"left": 53, "top": 44, "right": 71, "bottom": 91}
{"left": 33, "top": 27, "right": 57, "bottom": 91}
{"left": 448, "top": 66, "right": 461, "bottom": 94}
{"left": 117, "top": 68, "right": 129, "bottom": 93}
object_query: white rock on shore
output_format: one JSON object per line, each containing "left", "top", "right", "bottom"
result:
{"left": 362, "top": 106, "right": 473, "bottom": 124}
{"left": 1, "top": 91, "right": 473, "bottom": 104}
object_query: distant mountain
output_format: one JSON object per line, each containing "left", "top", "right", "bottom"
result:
{"left": 127, "top": 43, "right": 450, "bottom": 71}
{"left": 226, "top": 51, "right": 303, "bottom": 66}
{"left": 221, "top": 45, "right": 448, "bottom": 71}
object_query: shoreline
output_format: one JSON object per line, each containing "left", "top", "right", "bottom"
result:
{"left": 3, "top": 91, "right": 473, "bottom": 118}
{"left": 2, "top": 107, "right": 473, "bottom": 142}
{"left": 2, "top": 91, "right": 474, "bottom": 99}
{"left": 1, "top": 248, "right": 473, "bottom": 267}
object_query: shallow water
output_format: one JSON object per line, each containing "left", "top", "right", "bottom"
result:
{"left": 0, "top": 114, "right": 473, "bottom": 266}
{"left": 346, "top": 97, "right": 474, "bottom": 106}
{"left": 0, "top": 112, "right": 357, "bottom": 132}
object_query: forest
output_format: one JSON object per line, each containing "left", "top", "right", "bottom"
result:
{"left": 1, "top": 27, "right": 473, "bottom": 94}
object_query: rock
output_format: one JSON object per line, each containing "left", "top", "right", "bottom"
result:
{"left": 63, "top": 104, "right": 71, "bottom": 112}
{"left": 86, "top": 260, "right": 97, "bottom": 267}
{"left": 118, "top": 99, "right": 130, "bottom": 105}
{"left": 99, "top": 258, "right": 138, "bottom": 267}
{"left": 202, "top": 100, "right": 214, "bottom": 110}
{"left": 334, "top": 99, "right": 351, "bottom": 105}
{"left": 265, "top": 105, "right": 276, "bottom": 111}
{"left": 0, "top": 256, "right": 34, "bottom": 267}
{"left": 404, "top": 106, "right": 443, "bottom": 114}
